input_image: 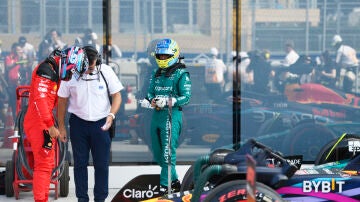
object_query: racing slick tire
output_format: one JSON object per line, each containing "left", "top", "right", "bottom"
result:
{"left": 202, "top": 180, "right": 284, "bottom": 202}
{"left": 314, "top": 134, "right": 360, "bottom": 165}
{"left": 5, "top": 160, "right": 14, "bottom": 197}
{"left": 180, "top": 164, "right": 195, "bottom": 192}
{"left": 282, "top": 122, "right": 336, "bottom": 161}
{"left": 59, "top": 161, "right": 70, "bottom": 197}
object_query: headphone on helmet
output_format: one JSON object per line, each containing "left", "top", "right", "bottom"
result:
{"left": 83, "top": 45, "right": 102, "bottom": 66}
{"left": 45, "top": 48, "right": 63, "bottom": 67}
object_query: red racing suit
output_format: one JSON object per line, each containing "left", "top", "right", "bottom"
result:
{"left": 23, "top": 62, "right": 59, "bottom": 202}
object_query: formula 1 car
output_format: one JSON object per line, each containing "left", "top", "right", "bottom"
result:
{"left": 142, "top": 134, "right": 360, "bottom": 202}
{"left": 183, "top": 83, "right": 360, "bottom": 161}
{"left": 237, "top": 82, "right": 360, "bottom": 161}
{"left": 134, "top": 80, "right": 360, "bottom": 163}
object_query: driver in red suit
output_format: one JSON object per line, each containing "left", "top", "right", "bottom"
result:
{"left": 23, "top": 46, "right": 89, "bottom": 202}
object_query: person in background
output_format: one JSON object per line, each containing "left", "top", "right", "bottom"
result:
{"left": 331, "top": 34, "right": 359, "bottom": 93}
{"left": 204, "top": 47, "right": 227, "bottom": 102}
{"left": 239, "top": 51, "right": 253, "bottom": 90}
{"left": 4, "top": 42, "right": 29, "bottom": 116}
{"left": 278, "top": 40, "right": 300, "bottom": 86}
{"left": 38, "top": 29, "right": 67, "bottom": 61}
{"left": 100, "top": 44, "right": 123, "bottom": 60}
{"left": 283, "top": 40, "right": 299, "bottom": 67}
{"left": 18, "top": 36, "right": 37, "bottom": 69}
{"left": 317, "top": 50, "right": 337, "bottom": 88}
{"left": 247, "top": 50, "right": 272, "bottom": 94}
{"left": 38, "top": 32, "right": 53, "bottom": 61}
{"left": 75, "top": 28, "right": 101, "bottom": 52}
{"left": 23, "top": 47, "right": 82, "bottom": 202}
{"left": 49, "top": 29, "right": 67, "bottom": 50}
{"left": 141, "top": 38, "right": 191, "bottom": 195}
{"left": 84, "top": 31, "right": 100, "bottom": 52}
{"left": 57, "top": 45, "right": 123, "bottom": 202}
{"left": 228, "top": 51, "right": 253, "bottom": 92}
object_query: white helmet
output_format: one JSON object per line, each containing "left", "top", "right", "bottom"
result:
{"left": 91, "top": 32, "right": 98, "bottom": 40}
{"left": 332, "top": 35, "right": 342, "bottom": 46}
{"left": 210, "top": 47, "right": 218, "bottom": 56}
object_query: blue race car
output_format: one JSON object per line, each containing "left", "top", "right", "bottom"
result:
{"left": 142, "top": 134, "right": 360, "bottom": 202}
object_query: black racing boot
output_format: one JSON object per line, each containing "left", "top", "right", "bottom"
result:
{"left": 171, "top": 179, "right": 181, "bottom": 193}
{"left": 159, "top": 185, "right": 168, "bottom": 195}
{"left": 159, "top": 179, "right": 181, "bottom": 195}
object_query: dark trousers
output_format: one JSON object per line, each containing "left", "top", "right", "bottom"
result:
{"left": 69, "top": 114, "right": 111, "bottom": 202}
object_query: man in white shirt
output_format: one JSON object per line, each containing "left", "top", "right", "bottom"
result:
{"left": 227, "top": 51, "right": 253, "bottom": 92}
{"left": 279, "top": 40, "right": 302, "bottom": 85}
{"left": 18, "top": 36, "right": 37, "bottom": 68}
{"left": 57, "top": 45, "right": 123, "bottom": 202}
{"left": 332, "top": 34, "right": 359, "bottom": 93}
{"left": 204, "top": 47, "right": 227, "bottom": 102}
{"left": 283, "top": 40, "right": 299, "bottom": 67}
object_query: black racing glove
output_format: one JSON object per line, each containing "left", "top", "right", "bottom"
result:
{"left": 42, "top": 130, "right": 53, "bottom": 150}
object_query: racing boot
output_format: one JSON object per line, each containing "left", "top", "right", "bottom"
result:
{"left": 159, "top": 180, "right": 181, "bottom": 195}
{"left": 159, "top": 185, "right": 168, "bottom": 195}
{"left": 171, "top": 179, "right": 181, "bottom": 193}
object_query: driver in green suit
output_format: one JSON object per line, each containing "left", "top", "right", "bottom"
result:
{"left": 141, "top": 38, "right": 191, "bottom": 194}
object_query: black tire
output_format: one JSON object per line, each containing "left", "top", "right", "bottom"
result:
{"left": 180, "top": 164, "right": 195, "bottom": 192}
{"left": 282, "top": 123, "right": 336, "bottom": 161}
{"left": 314, "top": 134, "right": 360, "bottom": 165}
{"left": 59, "top": 161, "right": 70, "bottom": 197}
{"left": 5, "top": 160, "right": 14, "bottom": 197}
{"left": 203, "top": 180, "right": 284, "bottom": 202}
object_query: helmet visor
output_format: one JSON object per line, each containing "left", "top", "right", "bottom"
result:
{"left": 155, "top": 54, "right": 172, "bottom": 60}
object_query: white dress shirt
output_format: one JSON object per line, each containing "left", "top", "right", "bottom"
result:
{"left": 336, "top": 44, "right": 359, "bottom": 67}
{"left": 283, "top": 50, "right": 300, "bottom": 67}
{"left": 58, "top": 64, "right": 124, "bottom": 121}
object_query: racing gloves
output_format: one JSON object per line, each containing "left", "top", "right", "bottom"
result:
{"left": 40, "top": 130, "right": 53, "bottom": 157}
{"left": 140, "top": 97, "right": 177, "bottom": 109}
{"left": 154, "top": 97, "right": 176, "bottom": 108}
{"left": 140, "top": 98, "right": 153, "bottom": 108}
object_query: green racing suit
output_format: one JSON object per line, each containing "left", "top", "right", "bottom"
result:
{"left": 146, "top": 62, "right": 191, "bottom": 187}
